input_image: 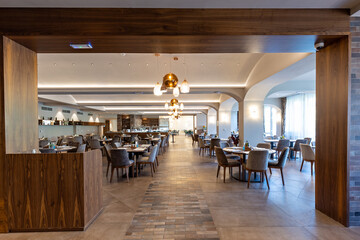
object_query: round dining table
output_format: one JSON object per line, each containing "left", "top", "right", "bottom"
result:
{"left": 223, "top": 147, "right": 276, "bottom": 182}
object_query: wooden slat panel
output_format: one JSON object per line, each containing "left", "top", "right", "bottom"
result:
{"left": 0, "top": 36, "right": 8, "bottom": 233}
{"left": 316, "top": 36, "right": 350, "bottom": 226}
{"left": 3, "top": 37, "right": 38, "bottom": 153}
{"left": 6, "top": 150, "right": 102, "bottom": 231}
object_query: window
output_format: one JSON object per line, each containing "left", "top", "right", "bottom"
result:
{"left": 285, "top": 93, "right": 315, "bottom": 140}
{"left": 264, "top": 105, "right": 280, "bottom": 137}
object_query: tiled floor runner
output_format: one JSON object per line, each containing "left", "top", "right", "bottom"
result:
{"left": 124, "top": 166, "right": 220, "bottom": 240}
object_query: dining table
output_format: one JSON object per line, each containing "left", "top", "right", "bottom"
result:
{"left": 204, "top": 138, "right": 229, "bottom": 142}
{"left": 223, "top": 147, "right": 276, "bottom": 182}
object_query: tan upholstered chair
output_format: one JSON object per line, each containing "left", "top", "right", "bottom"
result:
{"left": 256, "top": 143, "right": 271, "bottom": 149}
{"left": 199, "top": 138, "right": 210, "bottom": 156}
{"left": 268, "top": 147, "right": 289, "bottom": 185}
{"left": 276, "top": 139, "right": 290, "bottom": 158}
{"left": 215, "top": 147, "right": 241, "bottom": 183}
{"left": 300, "top": 144, "right": 315, "bottom": 175}
{"left": 245, "top": 150, "right": 270, "bottom": 189}
{"left": 304, "top": 137, "right": 312, "bottom": 145}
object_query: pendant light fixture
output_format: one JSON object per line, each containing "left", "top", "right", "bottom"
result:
{"left": 154, "top": 82, "right": 162, "bottom": 96}
{"left": 180, "top": 57, "right": 190, "bottom": 93}
{"left": 173, "top": 86, "right": 180, "bottom": 97}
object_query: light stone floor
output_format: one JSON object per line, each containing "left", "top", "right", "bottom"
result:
{"left": 1, "top": 135, "right": 360, "bottom": 240}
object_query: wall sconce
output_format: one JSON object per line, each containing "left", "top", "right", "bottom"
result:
{"left": 249, "top": 105, "right": 259, "bottom": 119}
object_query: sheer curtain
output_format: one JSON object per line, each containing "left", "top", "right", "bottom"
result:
{"left": 285, "top": 93, "right": 315, "bottom": 140}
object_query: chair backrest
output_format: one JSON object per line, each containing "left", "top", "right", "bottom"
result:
{"left": 277, "top": 147, "right": 289, "bottom": 167}
{"left": 161, "top": 138, "right": 166, "bottom": 147}
{"left": 198, "top": 138, "right": 206, "bottom": 148}
{"left": 92, "top": 135, "right": 100, "bottom": 140}
{"left": 304, "top": 137, "right": 312, "bottom": 145}
{"left": 139, "top": 139, "right": 149, "bottom": 144}
{"left": 300, "top": 144, "right": 315, "bottom": 161}
{"left": 111, "top": 142, "right": 121, "bottom": 148}
{"left": 56, "top": 138, "right": 63, "bottom": 146}
{"left": 191, "top": 134, "right": 195, "bottom": 141}
{"left": 104, "top": 144, "right": 112, "bottom": 162}
{"left": 194, "top": 134, "right": 199, "bottom": 141}
{"left": 214, "top": 146, "right": 229, "bottom": 166}
{"left": 293, "top": 139, "right": 308, "bottom": 151}
{"left": 228, "top": 138, "right": 235, "bottom": 147}
{"left": 256, "top": 143, "right": 271, "bottom": 149}
{"left": 210, "top": 138, "right": 220, "bottom": 148}
{"left": 73, "top": 136, "right": 83, "bottom": 144}
{"left": 110, "top": 149, "right": 131, "bottom": 167}
{"left": 39, "top": 139, "right": 50, "bottom": 148}
{"left": 148, "top": 144, "right": 158, "bottom": 163}
{"left": 220, "top": 142, "right": 229, "bottom": 149}
{"left": 68, "top": 141, "right": 80, "bottom": 147}
{"left": 89, "top": 139, "right": 101, "bottom": 149}
{"left": 76, "top": 144, "right": 86, "bottom": 153}
{"left": 112, "top": 135, "right": 121, "bottom": 142}
{"left": 246, "top": 150, "right": 269, "bottom": 171}
{"left": 40, "top": 148, "right": 56, "bottom": 153}
{"left": 276, "top": 139, "right": 290, "bottom": 151}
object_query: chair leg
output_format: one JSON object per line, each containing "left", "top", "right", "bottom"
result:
{"left": 150, "top": 163, "right": 153, "bottom": 177}
{"left": 264, "top": 171, "right": 270, "bottom": 190}
{"left": 247, "top": 170, "right": 252, "bottom": 188}
{"left": 126, "top": 167, "right": 129, "bottom": 183}
{"left": 153, "top": 162, "right": 156, "bottom": 173}
{"left": 311, "top": 161, "right": 314, "bottom": 176}
{"left": 223, "top": 167, "right": 226, "bottom": 183}
{"left": 136, "top": 163, "right": 138, "bottom": 177}
{"left": 300, "top": 159, "right": 305, "bottom": 172}
{"left": 106, "top": 162, "right": 110, "bottom": 177}
{"left": 269, "top": 167, "right": 272, "bottom": 174}
{"left": 132, "top": 164, "right": 134, "bottom": 178}
{"left": 116, "top": 168, "right": 119, "bottom": 179}
{"left": 110, "top": 167, "right": 115, "bottom": 183}
{"left": 239, "top": 165, "right": 241, "bottom": 180}
{"left": 217, "top": 166, "right": 220, "bottom": 178}
{"left": 280, "top": 168, "right": 285, "bottom": 185}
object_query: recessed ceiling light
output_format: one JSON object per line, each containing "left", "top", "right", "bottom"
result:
{"left": 70, "top": 43, "right": 93, "bottom": 49}
{"left": 146, "top": 63, "right": 149, "bottom": 67}
{"left": 53, "top": 63, "right": 57, "bottom": 67}
{"left": 72, "top": 63, "right": 75, "bottom": 67}
{"left": 91, "top": 63, "right": 94, "bottom": 67}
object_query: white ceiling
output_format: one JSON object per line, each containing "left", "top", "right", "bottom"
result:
{"left": 0, "top": 0, "right": 358, "bottom": 8}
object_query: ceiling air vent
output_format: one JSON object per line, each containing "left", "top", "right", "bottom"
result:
{"left": 70, "top": 43, "right": 93, "bottom": 49}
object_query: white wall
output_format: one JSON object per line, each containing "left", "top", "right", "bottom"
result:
{"left": 207, "top": 108, "right": 217, "bottom": 135}
{"left": 196, "top": 113, "right": 207, "bottom": 130}
{"left": 169, "top": 116, "right": 193, "bottom": 135}
{"left": 219, "top": 98, "right": 238, "bottom": 138}
{"left": 243, "top": 100, "right": 264, "bottom": 146}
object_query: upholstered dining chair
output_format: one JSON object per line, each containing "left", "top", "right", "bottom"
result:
{"left": 137, "top": 144, "right": 158, "bottom": 177}
{"left": 89, "top": 139, "right": 102, "bottom": 150}
{"left": 104, "top": 144, "right": 112, "bottom": 177}
{"left": 290, "top": 139, "right": 307, "bottom": 160}
{"left": 268, "top": 147, "right": 289, "bottom": 185}
{"left": 111, "top": 142, "right": 121, "bottom": 148}
{"left": 39, "top": 148, "right": 56, "bottom": 153}
{"left": 300, "top": 144, "right": 315, "bottom": 175}
{"left": 220, "top": 142, "right": 241, "bottom": 161}
{"left": 304, "top": 137, "right": 312, "bottom": 145}
{"left": 73, "top": 136, "right": 83, "bottom": 144}
{"left": 256, "top": 143, "right": 271, "bottom": 149}
{"left": 110, "top": 149, "right": 134, "bottom": 183}
{"left": 39, "top": 139, "right": 50, "bottom": 148}
{"left": 198, "top": 138, "right": 210, "bottom": 156}
{"left": 76, "top": 144, "right": 86, "bottom": 153}
{"left": 210, "top": 138, "right": 221, "bottom": 157}
{"left": 276, "top": 139, "right": 290, "bottom": 158}
{"left": 215, "top": 147, "right": 241, "bottom": 183}
{"left": 245, "top": 150, "right": 270, "bottom": 189}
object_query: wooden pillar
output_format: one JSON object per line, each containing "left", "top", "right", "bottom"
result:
{"left": 316, "top": 36, "right": 350, "bottom": 227}
{"left": 0, "top": 36, "right": 38, "bottom": 232}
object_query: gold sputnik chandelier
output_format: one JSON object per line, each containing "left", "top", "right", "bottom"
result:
{"left": 165, "top": 98, "right": 184, "bottom": 119}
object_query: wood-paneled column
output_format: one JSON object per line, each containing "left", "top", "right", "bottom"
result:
{"left": 316, "top": 36, "right": 350, "bottom": 227}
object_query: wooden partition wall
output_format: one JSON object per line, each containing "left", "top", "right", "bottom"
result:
{"left": 316, "top": 37, "right": 350, "bottom": 226}
{"left": 6, "top": 150, "right": 103, "bottom": 231}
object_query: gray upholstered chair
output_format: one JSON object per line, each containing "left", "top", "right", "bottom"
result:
{"left": 300, "top": 144, "right": 315, "bottom": 175}
{"left": 73, "top": 136, "right": 83, "bottom": 144}
{"left": 111, "top": 142, "right": 121, "bottom": 148}
{"left": 89, "top": 139, "right": 102, "bottom": 150}
{"left": 39, "top": 139, "right": 50, "bottom": 148}
{"left": 39, "top": 148, "right": 56, "bottom": 153}
{"left": 91, "top": 135, "right": 101, "bottom": 140}
{"left": 210, "top": 138, "right": 221, "bottom": 157}
{"left": 139, "top": 139, "right": 149, "bottom": 144}
{"left": 215, "top": 147, "right": 241, "bottom": 183}
{"left": 104, "top": 144, "right": 112, "bottom": 177}
{"left": 76, "top": 144, "right": 86, "bottom": 153}
{"left": 245, "top": 150, "right": 270, "bottom": 189}
{"left": 67, "top": 141, "right": 80, "bottom": 152}
{"left": 290, "top": 139, "right": 307, "bottom": 160}
{"left": 56, "top": 138, "right": 63, "bottom": 146}
{"left": 198, "top": 138, "right": 210, "bottom": 156}
{"left": 137, "top": 144, "right": 158, "bottom": 177}
{"left": 194, "top": 134, "right": 199, "bottom": 146}
{"left": 268, "top": 147, "right": 289, "bottom": 185}
{"left": 110, "top": 149, "right": 134, "bottom": 182}
{"left": 257, "top": 143, "right": 271, "bottom": 149}
{"left": 276, "top": 139, "right": 290, "bottom": 158}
